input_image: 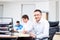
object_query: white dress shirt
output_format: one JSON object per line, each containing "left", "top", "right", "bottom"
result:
{"left": 32, "top": 18, "right": 49, "bottom": 39}
{"left": 21, "top": 21, "right": 33, "bottom": 33}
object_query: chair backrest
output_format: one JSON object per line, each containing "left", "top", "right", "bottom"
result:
{"left": 49, "top": 21, "right": 59, "bottom": 40}
{"left": 49, "top": 21, "right": 59, "bottom": 27}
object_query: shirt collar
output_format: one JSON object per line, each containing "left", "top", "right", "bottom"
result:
{"left": 16, "top": 25, "right": 20, "bottom": 27}
{"left": 39, "top": 18, "right": 43, "bottom": 23}
{"left": 36, "top": 18, "right": 43, "bottom": 24}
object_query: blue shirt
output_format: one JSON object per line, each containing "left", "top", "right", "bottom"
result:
{"left": 14, "top": 25, "right": 23, "bottom": 30}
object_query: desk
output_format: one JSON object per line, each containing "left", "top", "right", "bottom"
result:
{"left": 53, "top": 32, "right": 60, "bottom": 40}
{"left": 0, "top": 33, "right": 33, "bottom": 40}
{"left": 0, "top": 35, "right": 18, "bottom": 38}
{"left": 0, "top": 35, "right": 18, "bottom": 40}
{"left": 13, "top": 33, "right": 33, "bottom": 40}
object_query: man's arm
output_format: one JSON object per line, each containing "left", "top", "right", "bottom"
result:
{"left": 36, "top": 21, "right": 49, "bottom": 39}
{"left": 30, "top": 21, "right": 49, "bottom": 39}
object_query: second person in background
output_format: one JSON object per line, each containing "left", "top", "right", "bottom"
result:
{"left": 21, "top": 15, "right": 33, "bottom": 34}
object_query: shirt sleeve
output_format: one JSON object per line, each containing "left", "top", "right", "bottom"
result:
{"left": 36, "top": 21, "right": 49, "bottom": 39}
{"left": 13, "top": 25, "right": 18, "bottom": 31}
{"left": 24, "top": 22, "right": 33, "bottom": 33}
{"left": 18, "top": 25, "right": 24, "bottom": 32}
{"left": 31, "top": 23, "right": 36, "bottom": 34}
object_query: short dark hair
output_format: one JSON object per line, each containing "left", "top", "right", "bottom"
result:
{"left": 16, "top": 21, "right": 20, "bottom": 23}
{"left": 34, "top": 9, "right": 42, "bottom": 13}
{"left": 22, "top": 15, "right": 29, "bottom": 20}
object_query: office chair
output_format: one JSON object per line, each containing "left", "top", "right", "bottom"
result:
{"left": 33, "top": 37, "right": 48, "bottom": 40}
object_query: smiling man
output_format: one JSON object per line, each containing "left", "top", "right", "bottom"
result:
{"left": 30, "top": 9, "right": 49, "bottom": 40}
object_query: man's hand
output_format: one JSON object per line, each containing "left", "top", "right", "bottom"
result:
{"left": 30, "top": 32, "right": 36, "bottom": 38}
{"left": 22, "top": 30, "right": 27, "bottom": 34}
{"left": 11, "top": 29, "right": 18, "bottom": 32}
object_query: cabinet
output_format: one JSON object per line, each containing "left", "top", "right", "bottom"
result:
{"left": 0, "top": 17, "right": 13, "bottom": 35}
{"left": 42, "top": 12, "right": 48, "bottom": 20}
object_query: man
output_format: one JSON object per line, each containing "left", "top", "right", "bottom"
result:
{"left": 30, "top": 9, "right": 49, "bottom": 40}
{"left": 21, "top": 15, "right": 32, "bottom": 34}
{"left": 14, "top": 21, "right": 23, "bottom": 32}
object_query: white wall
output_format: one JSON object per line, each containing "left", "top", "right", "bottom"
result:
{"left": 0, "top": 3, "right": 3, "bottom": 17}
{"left": 48, "top": 1, "right": 56, "bottom": 21}
{"left": 59, "top": 0, "right": 60, "bottom": 25}
{"left": 3, "top": 2, "right": 21, "bottom": 25}
{"left": 2, "top": 2, "right": 49, "bottom": 25}
{"left": 36, "top": 2, "right": 49, "bottom": 12}
{"left": 0, "top": 1, "right": 60, "bottom": 25}
{"left": 0, "top": 5, "right": 3, "bottom": 17}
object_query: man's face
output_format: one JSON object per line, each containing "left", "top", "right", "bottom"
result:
{"left": 34, "top": 11, "right": 42, "bottom": 22}
{"left": 22, "top": 18, "right": 28, "bottom": 23}
{"left": 16, "top": 23, "right": 20, "bottom": 25}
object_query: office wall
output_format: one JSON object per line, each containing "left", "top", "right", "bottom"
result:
{"left": 48, "top": 1, "right": 56, "bottom": 21}
{"left": 3, "top": 2, "right": 49, "bottom": 25}
{"left": 0, "top": 0, "right": 60, "bottom": 27}
{"left": 0, "top": 5, "right": 3, "bottom": 17}
{"left": 0, "top": 3, "right": 3, "bottom": 17}
{"left": 3, "top": 2, "right": 21, "bottom": 25}
{"left": 36, "top": 2, "right": 49, "bottom": 12}
{"left": 0, "top": 1, "right": 59, "bottom": 25}
{"left": 59, "top": 0, "right": 60, "bottom": 25}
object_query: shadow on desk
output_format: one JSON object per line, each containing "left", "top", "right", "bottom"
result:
{"left": 0, "top": 37, "right": 34, "bottom": 40}
{"left": 17, "top": 37, "right": 33, "bottom": 40}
